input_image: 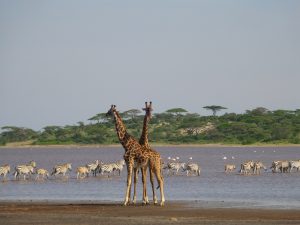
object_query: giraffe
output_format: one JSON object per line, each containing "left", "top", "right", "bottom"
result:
{"left": 139, "top": 101, "right": 153, "bottom": 149}
{"left": 106, "top": 105, "right": 165, "bottom": 206}
{"left": 137, "top": 101, "right": 164, "bottom": 205}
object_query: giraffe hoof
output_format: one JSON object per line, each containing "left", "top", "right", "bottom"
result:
{"left": 123, "top": 201, "right": 129, "bottom": 206}
{"left": 160, "top": 201, "right": 165, "bottom": 207}
{"left": 142, "top": 201, "right": 150, "bottom": 206}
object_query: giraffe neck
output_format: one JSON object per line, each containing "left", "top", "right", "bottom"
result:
{"left": 139, "top": 115, "right": 150, "bottom": 149}
{"left": 113, "top": 111, "right": 134, "bottom": 150}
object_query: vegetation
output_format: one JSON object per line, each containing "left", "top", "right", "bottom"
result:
{"left": 1, "top": 107, "right": 300, "bottom": 146}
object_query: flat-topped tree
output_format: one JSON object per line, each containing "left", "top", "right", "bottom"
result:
{"left": 166, "top": 108, "right": 188, "bottom": 121}
{"left": 88, "top": 113, "right": 108, "bottom": 124}
{"left": 203, "top": 105, "right": 227, "bottom": 116}
{"left": 122, "top": 109, "right": 142, "bottom": 121}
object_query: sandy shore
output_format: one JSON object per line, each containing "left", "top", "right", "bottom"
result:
{"left": 1, "top": 202, "right": 300, "bottom": 225}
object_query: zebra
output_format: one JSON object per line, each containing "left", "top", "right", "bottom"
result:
{"left": 86, "top": 160, "right": 99, "bottom": 176}
{"left": 164, "top": 162, "right": 186, "bottom": 175}
{"left": 14, "top": 165, "right": 35, "bottom": 180}
{"left": 240, "top": 160, "right": 254, "bottom": 175}
{"left": 51, "top": 163, "right": 72, "bottom": 177}
{"left": 289, "top": 160, "right": 300, "bottom": 172}
{"left": 76, "top": 166, "right": 90, "bottom": 179}
{"left": 184, "top": 163, "right": 201, "bottom": 176}
{"left": 36, "top": 168, "right": 49, "bottom": 180}
{"left": 253, "top": 161, "right": 267, "bottom": 174}
{"left": 14, "top": 161, "right": 37, "bottom": 180}
{"left": 0, "top": 164, "right": 10, "bottom": 180}
{"left": 98, "top": 162, "right": 115, "bottom": 176}
{"left": 271, "top": 160, "right": 289, "bottom": 173}
{"left": 225, "top": 164, "right": 236, "bottom": 173}
{"left": 111, "top": 159, "right": 125, "bottom": 176}
{"left": 270, "top": 161, "right": 282, "bottom": 173}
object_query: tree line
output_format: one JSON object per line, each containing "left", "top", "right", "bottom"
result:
{"left": 1, "top": 106, "right": 300, "bottom": 146}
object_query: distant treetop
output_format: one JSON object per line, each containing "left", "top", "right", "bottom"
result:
{"left": 203, "top": 105, "right": 227, "bottom": 116}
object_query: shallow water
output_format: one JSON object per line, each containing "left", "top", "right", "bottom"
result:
{"left": 0, "top": 146, "right": 299, "bottom": 208}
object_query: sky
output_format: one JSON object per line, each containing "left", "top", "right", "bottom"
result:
{"left": 1, "top": 0, "right": 299, "bottom": 130}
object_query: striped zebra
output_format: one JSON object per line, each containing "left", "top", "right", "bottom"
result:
{"left": 98, "top": 162, "right": 115, "bottom": 176}
{"left": 76, "top": 166, "right": 90, "bottom": 179}
{"left": 253, "top": 161, "right": 267, "bottom": 175}
{"left": 14, "top": 161, "right": 37, "bottom": 180}
{"left": 86, "top": 160, "right": 99, "bottom": 176}
{"left": 51, "top": 163, "right": 72, "bottom": 177}
{"left": 271, "top": 160, "right": 289, "bottom": 173}
{"left": 112, "top": 159, "right": 125, "bottom": 176}
{"left": 270, "top": 161, "right": 282, "bottom": 173}
{"left": 164, "top": 162, "right": 186, "bottom": 175}
{"left": 0, "top": 164, "right": 10, "bottom": 180}
{"left": 240, "top": 160, "right": 254, "bottom": 175}
{"left": 36, "top": 168, "right": 49, "bottom": 180}
{"left": 184, "top": 163, "right": 201, "bottom": 176}
{"left": 289, "top": 160, "right": 300, "bottom": 172}
{"left": 225, "top": 164, "right": 236, "bottom": 173}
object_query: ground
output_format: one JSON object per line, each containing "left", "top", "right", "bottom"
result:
{"left": 1, "top": 202, "right": 300, "bottom": 225}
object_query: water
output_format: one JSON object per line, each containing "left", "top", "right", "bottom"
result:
{"left": 0, "top": 146, "right": 299, "bottom": 208}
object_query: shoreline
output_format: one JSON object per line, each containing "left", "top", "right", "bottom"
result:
{"left": 1, "top": 143, "right": 300, "bottom": 149}
{"left": 1, "top": 201, "right": 300, "bottom": 225}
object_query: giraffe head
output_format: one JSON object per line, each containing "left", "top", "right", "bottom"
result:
{"left": 142, "top": 101, "right": 153, "bottom": 118}
{"left": 106, "top": 104, "right": 117, "bottom": 117}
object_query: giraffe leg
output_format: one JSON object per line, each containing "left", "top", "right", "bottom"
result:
{"left": 124, "top": 164, "right": 133, "bottom": 206}
{"left": 154, "top": 166, "right": 165, "bottom": 206}
{"left": 149, "top": 167, "right": 157, "bottom": 205}
{"left": 132, "top": 167, "right": 138, "bottom": 204}
{"left": 141, "top": 166, "right": 149, "bottom": 205}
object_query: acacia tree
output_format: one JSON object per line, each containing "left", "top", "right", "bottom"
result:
{"left": 203, "top": 105, "right": 227, "bottom": 116}
{"left": 122, "top": 109, "right": 142, "bottom": 120}
{"left": 165, "top": 108, "right": 188, "bottom": 116}
{"left": 88, "top": 113, "right": 108, "bottom": 124}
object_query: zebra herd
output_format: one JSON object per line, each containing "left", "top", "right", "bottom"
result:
{"left": 1, "top": 158, "right": 299, "bottom": 181}
{"left": 162, "top": 157, "right": 201, "bottom": 176}
{"left": 0, "top": 159, "right": 126, "bottom": 181}
{"left": 225, "top": 159, "right": 300, "bottom": 175}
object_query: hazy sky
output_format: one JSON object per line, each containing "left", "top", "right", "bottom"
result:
{"left": 1, "top": 1, "right": 299, "bottom": 130}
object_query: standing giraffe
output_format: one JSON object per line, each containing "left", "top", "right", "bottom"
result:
{"left": 137, "top": 101, "right": 164, "bottom": 205}
{"left": 106, "top": 105, "right": 165, "bottom": 206}
{"left": 139, "top": 101, "right": 153, "bottom": 149}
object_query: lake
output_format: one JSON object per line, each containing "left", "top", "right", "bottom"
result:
{"left": 0, "top": 146, "right": 299, "bottom": 209}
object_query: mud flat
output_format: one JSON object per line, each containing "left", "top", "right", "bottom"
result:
{"left": 1, "top": 201, "right": 300, "bottom": 225}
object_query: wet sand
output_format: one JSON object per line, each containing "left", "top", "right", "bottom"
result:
{"left": 1, "top": 202, "right": 300, "bottom": 225}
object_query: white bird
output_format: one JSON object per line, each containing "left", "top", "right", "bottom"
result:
{"left": 223, "top": 156, "right": 227, "bottom": 160}
{"left": 189, "top": 157, "right": 193, "bottom": 160}
{"left": 231, "top": 156, "right": 235, "bottom": 159}
{"left": 167, "top": 157, "right": 171, "bottom": 160}
{"left": 176, "top": 157, "right": 180, "bottom": 160}
{"left": 253, "top": 150, "right": 257, "bottom": 153}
